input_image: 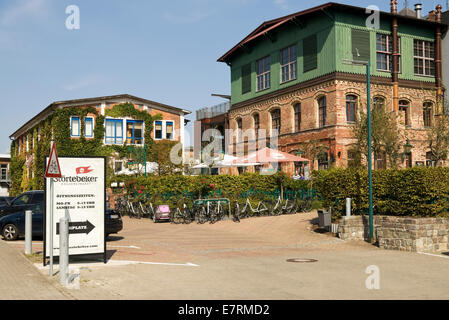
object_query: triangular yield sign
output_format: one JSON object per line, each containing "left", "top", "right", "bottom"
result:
{"left": 45, "top": 142, "right": 62, "bottom": 178}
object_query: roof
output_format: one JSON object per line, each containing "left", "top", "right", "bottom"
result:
{"left": 0, "top": 154, "right": 10, "bottom": 159}
{"left": 218, "top": 2, "right": 446, "bottom": 63}
{"left": 10, "top": 94, "right": 191, "bottom": 140}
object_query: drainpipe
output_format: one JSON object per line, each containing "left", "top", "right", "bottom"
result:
{"left": 435, "top": 5, "right": 443, "bottom": 114}
{"left": 391, "top": 0, "right": 399, "bottom": 112}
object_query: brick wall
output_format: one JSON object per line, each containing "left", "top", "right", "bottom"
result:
{"left": 228, "top": 79, "right": 441, "bottom": 176}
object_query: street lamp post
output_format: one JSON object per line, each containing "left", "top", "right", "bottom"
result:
{"left": 343, "top": 58, "right": 374, "bottom": 242}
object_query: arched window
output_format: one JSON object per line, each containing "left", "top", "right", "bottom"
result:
{"left": 399, "top": 100, "right": 410, "bottom": 126}
{"left": 373, "top": 96, "right": 385, "bottom": 110}
{"left": 318, "top": 152, "right": 329, "bottom": 170}
{"left": 294, "top": 103, "right": 301, "bottom": 132}
{"left": 346, "top": 95, "right": 357, "bottom": 122}
{"left": 253, "top": 113, "right": 260, "bottom": 140}
{"left": 271, "top": 109, "right": 281, "bottom": 135}
{"left": 423, "top": 102, "right": 432, "bottom": 128}
{"left": 236, "top": 118, "right": 242, "bottom": 142}
{"left": 318, "top": 96, "right": 326, "bottom": 128}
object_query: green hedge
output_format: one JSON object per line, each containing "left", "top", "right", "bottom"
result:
{"left": 110, "top": 173, "right": 312, "bottom": 204}
{"left": 313, "top": 167, "right": 449, "bottom": 219}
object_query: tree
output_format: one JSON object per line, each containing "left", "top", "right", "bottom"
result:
{"left": 427, "top": 114, "right": 449, "bottom": 166}
{"left": 298, "top": 139, "right": 330, "bottom": 169}
{"left": 352, "top": 100, "right": 404, "bottom": 169}
{"left": 150, "top": 140, "right": 182, "bottom": 175}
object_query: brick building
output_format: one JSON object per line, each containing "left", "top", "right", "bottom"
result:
{"left": 218, "top": 2, "right": 447, "bottom": 175}
{"left": 9, "top": 94, "right": 190, "bottom": 193}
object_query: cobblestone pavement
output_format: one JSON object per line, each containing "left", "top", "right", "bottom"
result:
{"left": 0, "top": 239, "right": 69, "bottom": 300}
{"left": 4, "top": 211, "right": 449, "bottom": 299}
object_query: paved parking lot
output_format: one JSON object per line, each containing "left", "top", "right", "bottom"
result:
{"left": 5, "top": 211, "right": 449, "bottom": 299}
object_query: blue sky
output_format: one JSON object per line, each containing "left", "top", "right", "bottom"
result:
{"left": 0, "top": 0, "right": 444, "bottom": 152}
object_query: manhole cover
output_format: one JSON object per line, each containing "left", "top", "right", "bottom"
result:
{"left": 286, "top": 258, "right": 318, "bottom": 263}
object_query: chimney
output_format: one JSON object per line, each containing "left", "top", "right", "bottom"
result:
{"left": 414, "top": 3, "right": 422, "bottom": 19}
{"left": 436, "top": 4, "right": 442, "bottom": 23}
{"left": 391, "top": 0, "right": 398, "bottom": 14}
{"left": 428, "top": 10, "right": 436, "bottom": 21}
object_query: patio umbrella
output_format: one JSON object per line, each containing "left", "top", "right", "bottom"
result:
{"left": 232, "top": 147, "right": 310, "bottom": 164}
{"left": 191, "top": 154, "right": 260, "bottom": 168}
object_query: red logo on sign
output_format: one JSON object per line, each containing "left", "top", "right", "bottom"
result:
{"left": 76, "top": 166, "right": 94, "bottom": 175}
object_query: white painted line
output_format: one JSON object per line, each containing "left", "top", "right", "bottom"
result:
{"left": 34, "top": 260, "right": 199, "bottom": 270}
{"left": 418, "top": 252, "right": 449, "bottom": 259}
{"left": 109, "top": 245, "right": 141, "bottom": 249}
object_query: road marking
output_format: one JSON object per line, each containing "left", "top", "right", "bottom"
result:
{"left": 34, "top": 260, "right": 199, "bottom": 270}
{"left": 109, "top": 245, "right": 141, "bottom": 249}
{"left": 418, "top": 252, "right": 449, "bottom": 259}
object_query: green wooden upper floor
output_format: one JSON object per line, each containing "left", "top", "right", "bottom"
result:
{"left": 219, "top": 2, "right": 445, "bottom": 106}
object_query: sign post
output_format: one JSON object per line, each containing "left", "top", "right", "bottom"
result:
{"left": 45, "top": 141, "right": 62, "bottom": 277}
{"left": 44, "top": 156, "right": 106, "bottom": 271}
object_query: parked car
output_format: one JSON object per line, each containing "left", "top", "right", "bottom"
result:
{"left": 0, "top": 191, "right": 44, "bottom": 218}
{"left": 153, "top": 205, "right": 171, "bottom": 223}
{"left": 105, "top": 209, "right": 123, "bottom": 237}
{"left": 0, "top": 204, "right": 123, "bottom": 241}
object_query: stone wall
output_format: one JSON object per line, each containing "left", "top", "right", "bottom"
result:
{"left": 338, "top": 215, "right": 449, "bottom": 253}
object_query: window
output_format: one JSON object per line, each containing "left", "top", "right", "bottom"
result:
{"left": 85, "top": 117, "right": 94, "bottom": 138}
{"left": 376, "top": 34, "right": 401, "bottom": 72}
{"left": 352, "top": 29, "right": 370, "bottom": 62}
{"left": 253, "top": 114, "right": 260, "bottom": 140}
{"left": 423, "top": 102, "right": 432, "bottom": 127}
{"left": 346, "top": 95, "right": 357, "bottom": 122}
{"left": 126, "top": 120, "right": 143, "bottom": 145}
{"left": 426, "top": 151, "right": 436, "bottom": 167}
{"left": 105, "top": 119, "right": 123, "bottom": 144}
{"left": 256, "top": 56, "right": 271, "bottom": 91}
{"left": 71, "top": 117, "right": 80, "bottom": 137}
{"left": 414, "top": 40, "right": 435, "bottom": 76}
{"left": 294, "top": 103, "right": 301, "bottom": 132}
{"left": 318, "top": 152, "right": 329, "bottom": 170}
{"left": 399, "top": 100, "right": 409, "bottom": 126}
{"left": 375, "top": 152, "right": 386, "bottom": 170}
{"left": 114, "top": 161, "right": 123, "bottom": 173}
{"left": 236, "top": 118, "right": 243, "bottom": 142}
{"left": 347, "top": 150, "right": 360, "bottom": 168}
{"left": 281, "top": 45, "right": 297, "bottom": 83}
{"left": 1, "top": 165, "right": 7, "bottom": 181}
{"left": 155, "top": 121, "right": 163, "bottom": 140}
{"left": 166, "top": 121, "right": 174, "bottom": 140}
{"left": 303, "top": 35, "right": 317, "bottom": 72}
{"left": 373, "top": 96, "right": 385, "bottom": 110}
{"left": 12, "top": 193, "right": 32, "bottom": 206}
{"left": 318, "top": 96, "right": 326, "bottom": 128}
{"left": 271, "top": 109, "right": 281, "bottom": 136}
{"left": 242, "top": 63, "right": 252, "bottom": 94}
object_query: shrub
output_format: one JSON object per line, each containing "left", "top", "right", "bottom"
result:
{"left": 313, "top": 167, "right": 449, "bottom": 220}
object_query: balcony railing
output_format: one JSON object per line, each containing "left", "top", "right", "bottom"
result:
{"left": 196, "top": 102, "right": 230, "bottom": 121}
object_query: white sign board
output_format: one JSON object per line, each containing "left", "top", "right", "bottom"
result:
{"left": 45, "top": 157, "right": 105, "bottom": 258}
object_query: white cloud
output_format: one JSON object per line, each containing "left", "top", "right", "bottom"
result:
{"left": 63, "top": 75, "right": 106, "bottom": 91}
{"left": 0, "top": 0, "right": 50, "bottom": 26}
{"left": 274, "top": 0, "right": 289, "bottom": 10}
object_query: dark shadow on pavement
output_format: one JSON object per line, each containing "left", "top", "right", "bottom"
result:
{"left": 106, "top": 236, "right": 124, "bottom": 242}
